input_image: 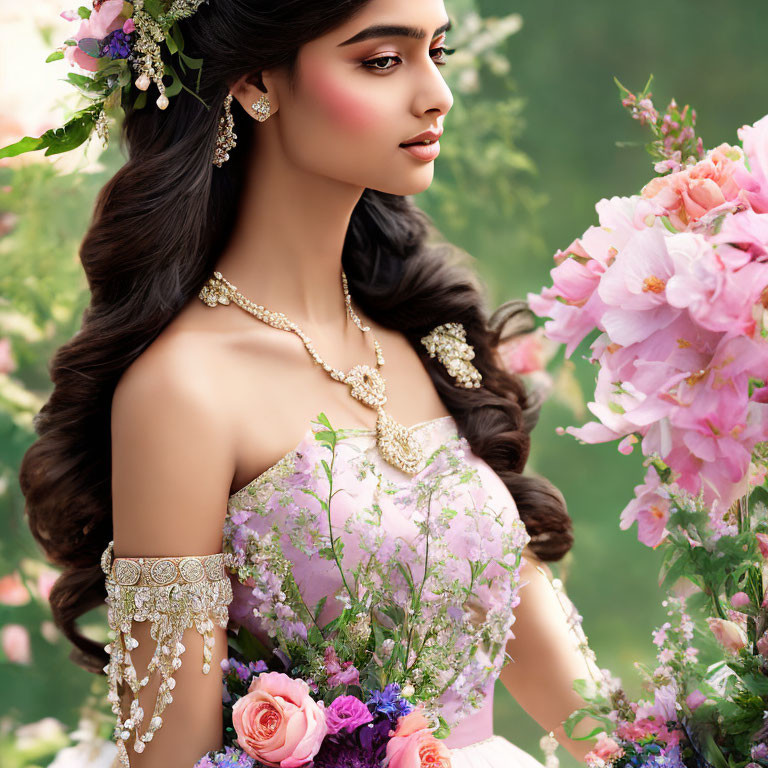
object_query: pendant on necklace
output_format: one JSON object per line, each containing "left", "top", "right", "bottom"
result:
{"left": 346, "top": 364, "right": 426, "bottom": 475}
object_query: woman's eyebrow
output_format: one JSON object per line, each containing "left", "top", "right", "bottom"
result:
{"left": 337, "top": 19, "right": 452, "bottom": 47}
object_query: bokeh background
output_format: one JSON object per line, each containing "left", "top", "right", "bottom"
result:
{"left": 1, "top": 0, "right": 767, "bottom": 765}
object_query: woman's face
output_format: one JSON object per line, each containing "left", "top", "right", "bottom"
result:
{"left": 262, "top": 0, "right": 454, "bottom": 196}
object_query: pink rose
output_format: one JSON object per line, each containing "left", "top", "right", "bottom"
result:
{"left": 756, "top": 532, "right": 768, "bottom": 559}
{"left": 325, "top": 695, "right": 373, "bottom": 735}
{"left": 63, "top": 0, "right": 129, "bottom": 72}
{"left": 706, "top": 617, "right": 747, "bottom": 654}
{"left": 386, "top": 708, "right": 452, "bottom": 768}
{"left": 232, "top": 671, "right": 327, "bottom": 768}
{"left": 1, "top": 624, "right": 31, "bottom": 664}
{"left": 642, "top": 143, "right": 743, "bottom": 229}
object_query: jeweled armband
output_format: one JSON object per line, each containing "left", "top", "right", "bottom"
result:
{"left": 100, "top": 541, "right": 234, "bottom": 767}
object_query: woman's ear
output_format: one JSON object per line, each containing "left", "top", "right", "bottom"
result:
{"left": 230, "top": 70, "right": 279, "bottom": 118}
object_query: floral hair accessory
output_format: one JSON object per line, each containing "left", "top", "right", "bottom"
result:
{"left": 0, "top": 0, "right": 210, "bottom": 161}
{"left": 420, "top": 322, "right": 483, "bottom": 389}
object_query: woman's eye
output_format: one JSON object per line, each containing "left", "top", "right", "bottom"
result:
{"left": 362, "top": 46, "right": 456, "bottom": 72}
{"left": 430, "top": 46, "right": 456, "bottom": 66}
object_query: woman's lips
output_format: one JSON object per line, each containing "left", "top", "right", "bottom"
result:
{"left": 398, "top": 140, "right": 441, "bottom": 161}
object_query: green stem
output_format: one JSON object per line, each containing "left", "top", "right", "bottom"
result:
{"left": 405, "top": 490, "right": 434, "bottom": 674}
{"left": 326, "top": 438, "right": 355, "bottom": 603}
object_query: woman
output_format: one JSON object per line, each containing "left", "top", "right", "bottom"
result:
{"left": 15, "top": 0, "right": 608, "bottom": 765}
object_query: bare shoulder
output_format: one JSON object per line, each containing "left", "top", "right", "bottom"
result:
{"left": 520, "top": 545, "right": 554, "bottom": 581}
{"left": 111, "top": 327, "right": 238, "bottom": 557}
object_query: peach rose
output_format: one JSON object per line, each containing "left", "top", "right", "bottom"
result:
{"left": 642, "top": 143, "right": 744, "bottom": 229}
{"left": 386, "top": 708, "right": 452, "bottom": 768}
{"left": 232, "top": 671, "right": 327, "bottom": 768}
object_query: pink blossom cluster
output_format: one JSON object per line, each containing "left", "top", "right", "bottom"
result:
{"left": 619, "top": 84, "right": 705, "bottom": 173}
{"left": 528, "top": 114, "right": 768, "bottom": 547}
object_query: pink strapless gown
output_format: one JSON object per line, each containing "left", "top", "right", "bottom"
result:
{"left": 222, "top": 413, "right": 546, "bottom": 767}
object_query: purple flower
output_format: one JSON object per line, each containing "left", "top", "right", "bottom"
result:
{"left": 312, "top": 739, "right": 380, "bottom": 768}
{"left": 194, "top": 747, "right": 255, "bottom": 767}
{"left": 250, "top": 660, "right": 268, "bottom": 675}
{"left": 326, "top": 695, "right": 375, "bottom": 735}
{"left": 101, "top": 29, "right": 132, "bottom": 59}
{"left": 366, "top": 683, "right": 414, "bottom": 719}
{"left": 638, "top": 744, "right": 685, "bottom": 768}
{"left": 229, "top": 659, "right": 252, "bottom": 682}
{"left": 752, "top": 742, "right": 768, "bottom": 759}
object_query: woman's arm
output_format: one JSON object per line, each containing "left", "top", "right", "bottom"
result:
{"left": 499, "top": 549, "right": 608, "bottom": 763}
{"left": 108, "top": 348, "right": 237, "bottom": 767}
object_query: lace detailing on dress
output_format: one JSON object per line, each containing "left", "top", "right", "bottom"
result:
{"left": 100, "top": 541, "right": 234, "bottom": 767}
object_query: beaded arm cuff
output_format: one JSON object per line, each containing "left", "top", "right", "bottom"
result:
{"left": 100, "top": 541, "right": 234, "bottom": 767}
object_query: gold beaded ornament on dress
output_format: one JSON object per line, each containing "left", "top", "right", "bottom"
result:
{"left": 420, "top": 322, "right": 483, "bottom": 389}
{"left": 198, "top": 270, "right": 428, "bottom": 474}
{"left": 100, "top": 540, "right": 233, "bottom": 767}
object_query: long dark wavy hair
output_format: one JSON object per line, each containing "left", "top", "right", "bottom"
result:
{"left": 18, "top": 0, "right": 572, "bottom": 675}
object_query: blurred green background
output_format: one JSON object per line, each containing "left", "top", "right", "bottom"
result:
{"left": 0, "top": 0, "right": 766, "bottom": 765}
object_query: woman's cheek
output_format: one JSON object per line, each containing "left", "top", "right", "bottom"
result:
{"left": 304, "top": 65, "right": 386, "bottom": 133}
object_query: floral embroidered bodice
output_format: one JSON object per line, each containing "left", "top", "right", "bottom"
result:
{"left": 221, "top": 414, "right": 531, "bottom": 747}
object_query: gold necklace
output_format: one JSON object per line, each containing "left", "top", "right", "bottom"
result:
{"left": 198, "top": 270, "right": 426, "bottom": 475}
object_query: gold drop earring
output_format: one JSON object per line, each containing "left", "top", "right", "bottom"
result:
{"left": 212, "top": 92, "right": 273, "bottom": 168}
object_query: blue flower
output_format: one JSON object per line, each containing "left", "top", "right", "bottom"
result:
{"left": 194, "top": 747, "right": 255, "bottom": 767}
{"left": 633, "top": 744, "right": 684, "bottom": 768}
{"left": 366, "top": 683, "right": 414, "bottom": 719}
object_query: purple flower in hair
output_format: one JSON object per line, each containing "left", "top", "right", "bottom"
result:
{"left": 101, "top": 29, "right": 133, "bottom": 59}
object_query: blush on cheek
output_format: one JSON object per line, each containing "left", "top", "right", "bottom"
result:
{"left": 303, "top": 63, "right": 382, "bottom": 133}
